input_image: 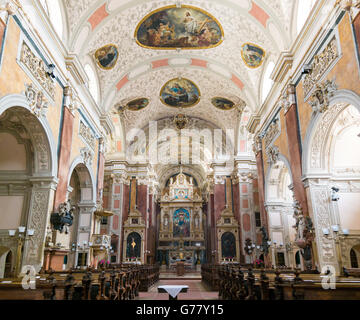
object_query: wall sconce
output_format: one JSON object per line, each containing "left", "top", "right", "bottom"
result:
{"left": 322, "top": 228, "right": 330, "bottom": 236}
{"left": 331, "top": 187, "right": 340, "bottom": 201}
{"left": 18, "top": 226, "right": 26, "bottom": 233}
{"left": 331, "top": 225, "right": 339, "bottom": 233}
{"left": 27, "top": 229, "right": 35, "bottom": 236}
{"left": 8, "top": 230, "right": 16, "bottom": 237}
{"left": 342, "top": 229, "right": 349, "bottom": 235}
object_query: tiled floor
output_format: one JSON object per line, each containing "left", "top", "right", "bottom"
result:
{"left": 138, "top": 279, "right": 219, "bottom": 300}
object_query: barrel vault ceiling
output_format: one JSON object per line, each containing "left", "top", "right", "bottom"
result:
{"left": 60, "top": 0, "right": 298, "bottom": 132}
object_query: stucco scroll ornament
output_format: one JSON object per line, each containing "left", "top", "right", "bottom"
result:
{"left": 24, "top": 83, "right": 48, "bottom": 118}
{"left": 80, "top": 147, "right": 94, "bottom": 166}
{"left": 278, "top": 84, "right": 296, "bottom": 114}
{"left": 0, "top": 0, "right": 20, "bottom": 18}
{"left": 293, "top": 200, "right": 314, "bottom": 270}
{"left": 336, "top": 0, "right": 360, "bottom": 10}
{"left": 264, "top": 120, "right": 280, "bottom": 148}
{"left": 252, "top": 135, "right": 262, "bottom": 155}
{"left": 266, "top": 145, "right": 279, "bottom": 165}
{"left": 308, "top": 79, "right": 338, "bottom": 113}
{"left": 63, "top": 86, "right": 78, "bottom": 115}
{"left": 236, "top": 99, "right": 247, "bottom": 115}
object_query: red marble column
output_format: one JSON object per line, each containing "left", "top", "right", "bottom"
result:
{"left": 214, "top": 183, "right": 226, "bottom": 222}
{"left": 214, "top": 182, "right": 226, "bottom": 262}
{"left": 96, "top": 140, "right": 105, "bottom": 202}
{"left": 54, "top": 91, "right": 75, "bottom": 209}
{"left": 255, "top": 151, "right": 269, "bottom": 229}
{"left": 0, "top": 19, "right": 6, "bottom": 58}
{"left": 353, "top": 12, "right": 360, "bottom": 54}
{"left": 232, "top": 181, "right": 243, "bottom": 262}
{"left": 209, "top": 193, "right": 216, "bottom": 262}
{"left": 137, "top": 184, "right": 147, "bottom": 221}
{"left": 284, "top": 86, "right": 309, "bottom": 215}
{"left": 120, "top": 183, "right": 130, "bottom": 262}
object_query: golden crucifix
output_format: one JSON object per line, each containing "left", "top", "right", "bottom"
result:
{"left": 131, "top": 238, "right": 136, "bottom": 250}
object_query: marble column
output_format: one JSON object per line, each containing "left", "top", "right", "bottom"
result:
{"left": 284, "top": 85, "right": 309, "bottom": 215}
{"left": 253, "top": 139, "right": 269, "bottom": 231}
{"left": 54, "top": 87, "right": 75, "bottom": 209}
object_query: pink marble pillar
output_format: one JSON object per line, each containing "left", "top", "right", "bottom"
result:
{"left": 54, "top": 95, "right": 74, "bottom": 209}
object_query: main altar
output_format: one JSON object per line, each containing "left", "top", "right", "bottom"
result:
{"left": 157, "top": 170, "right": 205, "bottom": 271}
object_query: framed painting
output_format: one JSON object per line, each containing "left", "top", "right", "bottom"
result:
{"left": 135, "top": 5, "right": 223, "bottom": 50}
{"left": 160, "top": 78, "right": 200, "bottom": 108}
{"left": 173, "top": 208, "right": 190, "bottom": 238}
{"left": 211, "top": 97, "right": 235, "bottom": 110}
{"left": 126, "top": 98, "right": 149, "bottom": 111}
{"left": 241, "top": 43, "right": 265, "bottom": 69}
{"left": 94, "top": 44, "right": 119, "bottom": 70}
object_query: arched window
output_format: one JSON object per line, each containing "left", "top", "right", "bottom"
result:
{"left": 261, "top": 61, "right": 275, "bottom": 104}
{"left": 46, "top": 0, "right": 63, "bottom": 39}
{"left": 84, "top": 64, "right": 100, "bottom": 103}
{"left": 296, "top": 0, "right": 317, "bottom": 35}
{"left": 350, "top": 249, "right": 358, "bottom": 268}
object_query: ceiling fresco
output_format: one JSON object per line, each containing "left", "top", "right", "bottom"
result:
{"left": 160, "top": 78, "right": 200, "bottom": 108}
{"left": 61, "top": 0, "right": 299, "bottom": 136}
{"left": 135, "top": 5, "right": 223, "bottom": 50}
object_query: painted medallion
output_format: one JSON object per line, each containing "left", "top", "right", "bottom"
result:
{"left": 211, "top": 97, "right": 235, "bottom": 110}
{"left": 94, "top": 44, "right": 119, "bottom": 70}
{"left": 135, "top": 5, "right": 223, "bottom": 49}
{"left": 160, "top": 78, "right": 200, "bottom": 108}
{"left": 126, "top": 98, "right": 149, "bottom": 111}
{"left": 241, "top": 43, "right": 265, "bottom": 68}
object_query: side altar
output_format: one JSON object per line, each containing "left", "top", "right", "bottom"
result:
{"left": 157, "top": 170, "right": 205, "bottom": 270}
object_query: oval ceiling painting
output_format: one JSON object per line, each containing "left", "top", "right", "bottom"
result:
{"left": 211, "top": 97, "right": 235, "bottom": 111}
{"left": 126, "top": 98, "right": 149, "bottom": 111}
{"left": 135, "top": 5, "right": 223, "bottom": 50}
{"left": 160, "top": 78, "right": 200, "bottom": 108}
{"left": 94, "top": 44, "right": 119, "bottom": 70}
{"left": 241, "top": 43, "right": 265, "bottom": 69}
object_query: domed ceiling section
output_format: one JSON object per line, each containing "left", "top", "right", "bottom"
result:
{"left": 63, "top": 0, "right": 297, "bottom": 131}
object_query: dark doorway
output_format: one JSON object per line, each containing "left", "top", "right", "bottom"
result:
{"left": 4, "top": 251, "right": 12, "bottom": 278}
{"left": 277, "top": 252, "right": 285, "bottom": 267}
{"left": 350, "top": 249, "right": 358, "bottom": 268}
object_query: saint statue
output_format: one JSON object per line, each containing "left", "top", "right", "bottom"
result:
{"left": 163, "top": 214, "right": 169, "bottom": 230}
{"left": 194, "top": 214, "right": 200, "bottom": 229}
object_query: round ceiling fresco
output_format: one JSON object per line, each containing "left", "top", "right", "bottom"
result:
{"left": 135, "top": 5, "right": 223, "bottom": 50}
{"left": 211, "top": 97, "right": 235, "bottom": 110}
{"left": 94, "top": 44, "right": 119, "bottom": 70}
{"left": 241, "top": 43, "right": 265, "bottom": 69}
{"left": 160, "top": 78, "right": 200, "bottom": 108}
{"left": 126, "top": 98, "right": 150, "bottom": 111}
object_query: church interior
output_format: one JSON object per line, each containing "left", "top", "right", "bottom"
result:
{"left": 0, "top": 0, "right": 360, "bottom": 301}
